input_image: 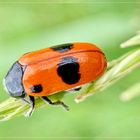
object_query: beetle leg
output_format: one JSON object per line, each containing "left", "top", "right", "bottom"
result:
{"left": 24, "top": 96, "right": 35, "bottom": 117}
{"left": 41, "top": 96, "right": 69, "bottom": 111}
{"left": 21, "top": 98, "right": 30, "bottom": 104}
{"left": 67, "top": 86, "right": 82, "bottom": 92}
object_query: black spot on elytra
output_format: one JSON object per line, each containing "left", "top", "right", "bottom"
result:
{"left": 51, "top": 43, "right": 73, "bottom": 53}
{"left": 57, "top": 56, "right": 81, "bottom": 84}
{"left": 31, "top": 84, "right": 43, "bottom": 93}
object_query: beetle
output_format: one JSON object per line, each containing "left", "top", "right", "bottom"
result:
{"left": 4, "top": 42, "right": 107, "bottom": 116}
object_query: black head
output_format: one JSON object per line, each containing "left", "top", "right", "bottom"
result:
{"left": 4, "top": 62, "right": 26, "bottom": 98}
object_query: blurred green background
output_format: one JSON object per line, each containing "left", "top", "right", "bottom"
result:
{"left": 0, "top": 0, "right": 140, "bottom": 139}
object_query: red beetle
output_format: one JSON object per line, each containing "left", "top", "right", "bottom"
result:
{"left": 4, "top": 42, "right": 107, "bottom": 116}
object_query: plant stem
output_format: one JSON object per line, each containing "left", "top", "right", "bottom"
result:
{"left": 0, "top": 48, "right": 140, "bottom": 121}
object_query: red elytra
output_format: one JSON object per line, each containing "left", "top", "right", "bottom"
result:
{"left": 17, "top": 42, "right": 107, "bottom": 97}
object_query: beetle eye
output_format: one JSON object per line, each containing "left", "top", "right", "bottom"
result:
{"left": 31, "top": 84, "right": 43, "bottom": 93}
